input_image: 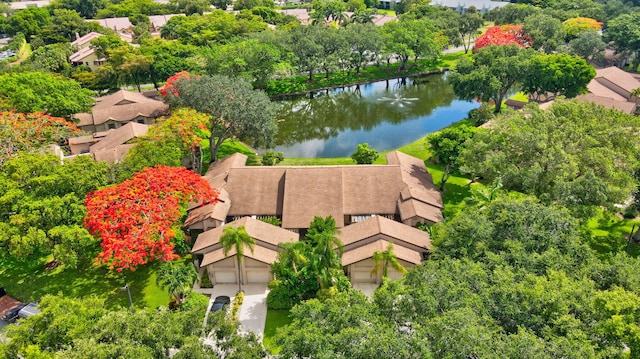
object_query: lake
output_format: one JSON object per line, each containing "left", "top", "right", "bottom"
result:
{"left": 270, "top": 73, "right": 478, "bottom": 158}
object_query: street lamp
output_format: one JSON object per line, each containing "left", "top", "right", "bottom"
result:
{"left": 121, "top": 284, "right": 133, "bottom": 311}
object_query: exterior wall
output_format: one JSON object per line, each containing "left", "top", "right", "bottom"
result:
{"left": 70, "top": 142, "right": 91, "bottom": 155}
{"left": 71, "top": 52, "right": 102, "bottom": 71}
{"left": 207, "top": 256, "right": 272, "bottom": 285}
{"left": 187, "top": 218, "right": 222, "bottom": 233}
{"left": 347, "top": 258, "right": 415, "bottom": 284}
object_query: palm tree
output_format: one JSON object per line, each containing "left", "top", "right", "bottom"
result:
{"left": 370, "top": 243, "right": 407, "bottom": 282}
{"left": 156, "top": 260, "right": 198, "bottom": 303}
{"left": 310, "top": 231, "right": 343, "bottom": 289}
{"left": 278, "top": 242, "right": 308, "bottom": 275}
{"left": 220, "top": 225, "right": 255, "bottom": 292}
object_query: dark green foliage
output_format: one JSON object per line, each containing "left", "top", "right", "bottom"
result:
{"left": 427, "top": 124, "right": 475, "bottom": 190}
{"left": 199, "top": 270, "right": 213, "bottom": 288}
{"left": 459, "top": 100, "right": 640, "bottom": 217}
{"left": 467, "top": 103, "right": 494, "bottom": 126}
{"left": 350, "top": 143, "right": 379, "bottom": 164}
{"left": 622, "top": 206, "right": 638, "bottom": 219}
{"left": 259, "top": 216, "right": 282, "bottom": 226}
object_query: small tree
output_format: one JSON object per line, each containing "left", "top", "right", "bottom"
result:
{"left": 427, "top": 125, "right": 476, "bottom": 191}
{"left": 351, "top": 143, "right": 379, "bottom": 164}
{"left": 262, "top": 151, "right": 284, "bottom": 166}
{"left": 220, "top": 226, "right": 255, "bottom": 292}
{"left": 370, "top": 242, "right": 407, "bottom": 280}
{"left": 156, "top": 260, "right": 197, "bottom": 304}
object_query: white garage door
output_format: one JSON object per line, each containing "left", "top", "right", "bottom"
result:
{"left": 351, "top": 270, "right": 376, "bottom": 283}
{"left": 214, "top": 271, "right": 237, "bottom": 284}
{"left": 246, "top": 270, "right": 271, "bottom": 283}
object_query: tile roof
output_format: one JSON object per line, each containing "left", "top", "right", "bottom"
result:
{"left": 74, "top": 90, "right": 168, "bottom": 127}
{"left": 341, "top": 239, "right": 422, "bottom": 266}
{"left": 337, "top": 215, "right": 431, "bottom": 249}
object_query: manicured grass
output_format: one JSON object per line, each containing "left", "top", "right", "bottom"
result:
{"left": 510, "top": 92, "right": 529, "bottom": 103}
{"left": 0, "top": 255, "right": 180, "bottom": 309}
{"left": 585, "top": 209, "right": 640, "bottom": 257}
{"left": 377, "top": 9, "right": 396, "bottom": 16}
{"left": 279, "top": 157, "right": 355, "bottom": 166}
{"left": 263, "top": 309, "right": 292, "bottom": 354}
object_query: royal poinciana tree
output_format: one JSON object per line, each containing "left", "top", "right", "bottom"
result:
{"left": 0, "top": 111, "right": 82, "bottom": 164}
{"left": 84, "top": 166, "right": 219, "bottom": 271}
{"left": 473, "top": 24, "right": 532, "bottom": 52}
{"left": 161, "top": 72, "right": 277, "bottom": 162}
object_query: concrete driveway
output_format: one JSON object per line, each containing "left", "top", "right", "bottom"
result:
{"left": 208, "top": 283, "right": 269, "bottom": 338}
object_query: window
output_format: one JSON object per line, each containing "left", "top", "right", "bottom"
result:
{"left": 107, "top": 123, "right": 116, "bottom": 130}
{"left": 137, "top": 119, "right": 145, "bottom": 124}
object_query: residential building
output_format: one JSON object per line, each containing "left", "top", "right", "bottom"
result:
{"left": 69, "top": 32, "right": 105, "bottom": 71}
{"left": 188, "top": 151, "right": 442, "bottom": 286}
{"left": 73, "top": 90, "right": 169, "bottom": 133}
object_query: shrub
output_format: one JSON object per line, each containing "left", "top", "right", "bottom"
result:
{"left": 623, "top": 206, "right": 639, "bottom": 219}
{"left": 350, "top": 143, "right": 379, "bottom": 164}
{"left": 468, "top": 103, "right": 494, "bottom": 125}
{"left": 200, "top": 271, "right": 213, "bottom": 288}
{"left": 262, "top": 151, "right": 284, "bottom": 166}
{"left": 260, "top": 216, "right": 282, "bottom": 226}
{"left": 266, "top": 285, "right": 295, "bottom": 309}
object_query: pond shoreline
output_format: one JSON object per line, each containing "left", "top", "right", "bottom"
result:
{"left": 269, "top": 68, "right": 449, "bottom": 99}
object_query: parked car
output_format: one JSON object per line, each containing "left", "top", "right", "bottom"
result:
{"left": 4, "top": 302, "right": 27, "bottom": 322}
{"left": 210, "top": 296, "right": 231, "bottom": 312}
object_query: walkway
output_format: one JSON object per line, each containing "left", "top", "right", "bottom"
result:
{"left": 203, "top": 283, "right": 269, "bottom": 338}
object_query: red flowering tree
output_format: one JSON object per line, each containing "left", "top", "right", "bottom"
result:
{"left": 473, "top": 25, "right": 532, "bottom": 52}
{"left": 84, "top": 166, "right": 219, "bottom": 271}
{"left": 159, "top": 71, "right": 199, "bottom": 97}
{"left": 0, "top": 111, "right": 82, "bottom": 164}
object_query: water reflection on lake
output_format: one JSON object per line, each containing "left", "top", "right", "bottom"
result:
{"left": 271, "top": 73, "right": 478, "bottom": 158}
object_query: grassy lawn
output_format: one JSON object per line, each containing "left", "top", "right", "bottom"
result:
{"left": 263, "top": 309, "right": 292, "bottom": 354}
{"left": 510, "top": 92, "right": 529, "bottom": 102}
{"left": 585, "top": 209, "right": 640, "bottom": 257}
{"left": 0, "top": 255, "right": 183, "bottom": 309}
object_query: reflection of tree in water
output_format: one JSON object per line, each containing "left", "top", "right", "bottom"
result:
{"left": 274, "top": 74, "right": 457, "bottom": 145}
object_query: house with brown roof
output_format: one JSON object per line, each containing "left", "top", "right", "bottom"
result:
{"left": 192, "top": 217, "right": 299, "bottom": 285}
{"left": 539, "top": 66, "right": 640, "bottom": 115}
{"left": 69, "top": 122, "right": 149, "bottom": 163}
{"left": 188, "top": 151, "right": 442, "bottom": 286}
{"left": 73, "top": 90, "right": 169, "bottom": 133}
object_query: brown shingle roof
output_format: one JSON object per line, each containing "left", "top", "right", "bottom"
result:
{"left": 90, "top": 122, "right": 148, "bottom": 152}
{"left": 74, "top": 90, "right": 168, "bottom": 127}
{"left": 202, "top": 152, "right": 248, "bottom": 189}
{"left": 342, "top": 166, "right": 405, "bottom": 216}
{"left": 70, "top": 32, "right": 103, "bottom": 48}
{"left": 337, "top": 215, "right": 431, "bottom": 249}
{"left": 576, "top": 94, "right": 637, "bottom": 114}
{"left": 282, "top": 167, "right": 345, "bottom": 228}
{"left": 226, "top": 167, "right": 286, "bottom": 218}
{"left": 192, "top": 216, "right": 298, "bottom": 254}
{"left": 341, "top": 239, "right": 422, "bottom": 266}
{"left": 92, "top": 143, "right": 136, "bottom": 164}
{"left": 386, "top": 150, "right": 443, "bottom": 209}
{"left": 398, "top": 198, "right": 445, "bottom": 224}
{"left": 594, "top": 67, "right": 640, "bottom": 96}
{"left": 184, "top": 189, "right": 230, "bottom": 227}
{"left": 201, "top": 244, "right": 278, "bottom": 266}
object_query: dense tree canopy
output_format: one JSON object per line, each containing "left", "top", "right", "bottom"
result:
{"left": 448, "top": 44, "right": 534, "bottom": 114}
{"left": 459, "top": 100, "right": 640, "bottom": 216}
{"left": 163, "top": 74, "right": 277, "bottom": 161}
{"left": 0, "top": 72, "right": 94, "bottom": 118}
{"left": 473, "top": 24, "right": 531, "bottom": 52}
{"left": 84, "top": 166, "right": 219, "bottom": 271}
{"left": 522, "top": 52, "right": 595, "bottom": 101}
{"left": 0, "top": 153, "right": 109, "bottom": 268}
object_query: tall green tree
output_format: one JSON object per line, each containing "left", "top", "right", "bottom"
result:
{"left": 605, "top": 12, "right": 640, "bottom": 70}
{"left": 459, "top": 100, "right": 640, "bottom": 217}
{"left": 306, "top": 216, "right": 343, "bottom": 289}
{"left": 50, "top": 0, "right": 108, "bottom": 18}
{"left": 448, "top": 44, "right": 534, "bottom": 114}
{"left": 163, "top": 74, "right": 277, "bottom": 161}
{"left": 427, "top": 124, "right": 476, "bottom": 191}
{"left": 4, "top": 7, "right": 51, "bottom": 40}
{"left": 521, "top": 53, "right": 595, "bottom": 102}
{"left": 522, "top": 13, "right": 565, "bottom": 53}
{"left": 381, "top": 19, "right": 444, "bottom": 70}
{"left": 0, "top": 72, "right": 94, "bottom": 118}
{"left": 220, "top": 225, "right": 255, "bottom": 292}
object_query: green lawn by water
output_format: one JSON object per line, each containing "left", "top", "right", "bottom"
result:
{"left": 263, "top": 309, "right": 293, "bottom": 354}
{"left": 0, "top": 255, "right": 181, "bottom": 309}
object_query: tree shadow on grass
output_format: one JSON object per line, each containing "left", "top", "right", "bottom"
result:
{"left": 0, "top": 256, "right": 169, "bottom": 310}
